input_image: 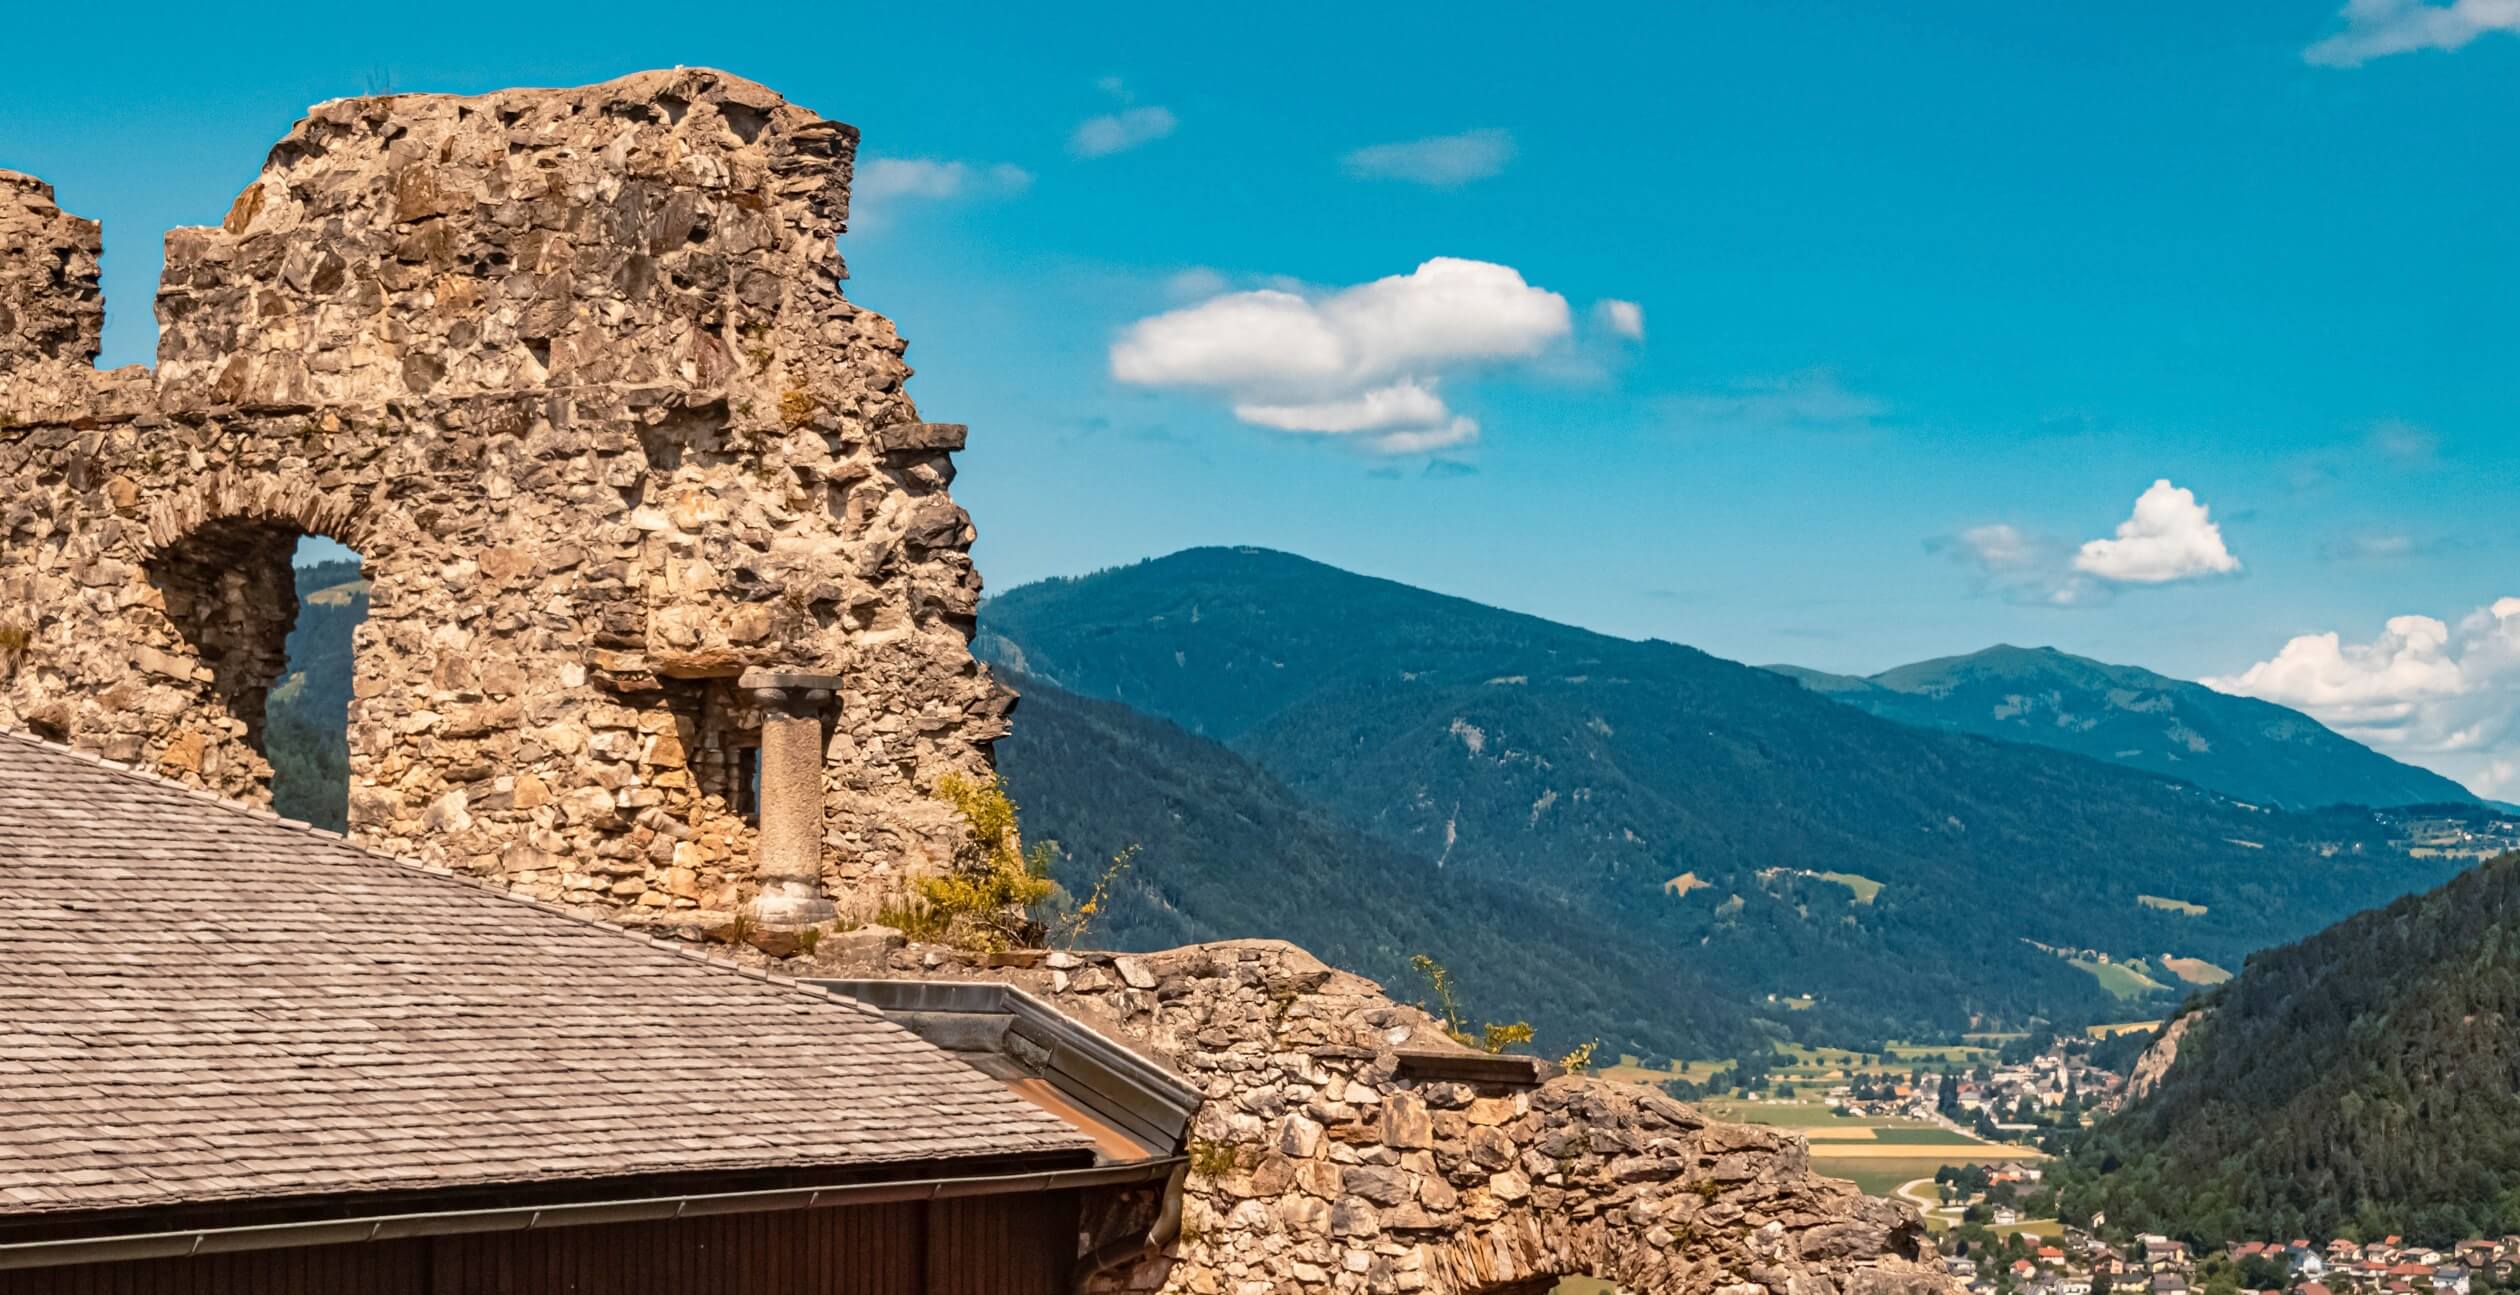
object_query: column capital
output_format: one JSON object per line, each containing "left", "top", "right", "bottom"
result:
{"left": 737, "top": 668, "right": 840, "bottom": 714}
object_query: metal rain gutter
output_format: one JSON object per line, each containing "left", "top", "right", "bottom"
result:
{"left": 0, "top": 1156, "right": 1186, "bottom": 1273}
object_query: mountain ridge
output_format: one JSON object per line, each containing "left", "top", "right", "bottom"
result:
{"left": 978, "top": 546, "right": 2471, "bottom": 1050}
{"left": 1762, "top": 642, "right": 2472, "bottom": 810}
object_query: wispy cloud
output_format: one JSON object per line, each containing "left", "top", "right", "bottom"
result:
{"left": 851, "top": 157, "right": 1032, "bottom": 229}
{"left": 1593, "top": 299, "right": 1646, "bottom": 341}
{"left": 1071, "top": 78, "right": 1176, "bottom": 157}
{"left": 2304, "top": 0, "right": 2520, "bottom": 66}
{"left": 2367, "top": 417, "right": 2442, "bottom": 465}
{"left": 1930, "top": 524, "right": 2102, "bottom": 607}
{"left": 1340, "top": 129, "right": 1516, "bottom": 186}
{"left": 1658, "top": 371, "right": 1887, "bottom": 436}
{"left": 1110, "top": 257, "right": 1574, "bottom": 454}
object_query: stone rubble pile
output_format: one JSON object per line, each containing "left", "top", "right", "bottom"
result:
{"left": 873, "top": 939, "right": 1951, "bottom": 1295}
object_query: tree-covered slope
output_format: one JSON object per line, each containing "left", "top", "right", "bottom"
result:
{"left": 1765, "top": 645, "right": 2474, "bottom": 811}
{"left": 2058, "top": 851, "right": 2520, "bottom": 1245}
{"left": 997, "top": 675, "right": 1765, "bottom": 1057}
{"left": 979, "top": 547, "right": 2467, "bottom": 1044}
{"left": 265, "top": 559, "right": 365, "bottom": 831}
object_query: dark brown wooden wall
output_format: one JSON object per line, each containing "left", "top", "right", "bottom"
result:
{"left": 0, "top": 1194, "right": 1077, "bottom": 1295}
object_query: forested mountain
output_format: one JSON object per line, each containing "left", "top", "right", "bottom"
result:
{"left": 1767, "top": 645, "right": 2473, "bottom": 811}
{"left": 265, "top": 560, "right": 364, "bottom": 831}
{"left": 2057, "top": 850, "right": 2520, "bottom": 1245}
{"left": 978, "top": 547, "right": 2469, "bottom": 1047}
{"left": 997, "top": 676, "right": 1765, "bottom": 1057}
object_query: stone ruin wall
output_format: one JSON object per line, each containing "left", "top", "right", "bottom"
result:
{"left": 0, "top": 70, "right": 1005, "bottom": 924}
{"left": 872, "top": 939, "right": 1951, "bottom": 1295}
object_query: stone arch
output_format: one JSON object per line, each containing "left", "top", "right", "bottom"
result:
{"left": 117, "top": 475, "right": 386, "bottom": 822}
{"left": 136, "top": 472, "right": 382, "bottom": 560}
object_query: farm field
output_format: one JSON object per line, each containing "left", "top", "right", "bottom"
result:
{"left": 1600, "top": 1037, "right": 2002, "bottom": 1092}
{"left": 1599, "top": 1037, "right": 2000, "bottom": 1093}
{"left": 1694, "top": 1096, "right": 2042, "bottom": 1199}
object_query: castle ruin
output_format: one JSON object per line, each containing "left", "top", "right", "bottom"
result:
{"left": 0, "top": 70, "right": 1004, "bottom": 925}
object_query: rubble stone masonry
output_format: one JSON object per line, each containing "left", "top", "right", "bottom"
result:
{"left": 0, "top": 70, "right": 1005, "bottom": 923}
{"left": 879, "top": 940, "right": 1952, "bottom": 1295}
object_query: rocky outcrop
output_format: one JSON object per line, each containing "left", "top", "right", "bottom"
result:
{"left": 876, "top": 940, "right": 1950, "bottom": 1295}
{"left": 0, "top": 71, "right": 1003, "bottom": 921}
{"left": 2124, "top": 1011, "right": 2195, "bottom": 1102}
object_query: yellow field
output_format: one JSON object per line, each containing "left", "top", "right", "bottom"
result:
{"left": 2085, "top": 1020, "right": 2161, "bottom": 1037}
{"left": 1805, "top": 1142, "right": 2046, "bottom": 1160}
{"left": 2159, "top": 955, "right": 2230, "bottom": 985}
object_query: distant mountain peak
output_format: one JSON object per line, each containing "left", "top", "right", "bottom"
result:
{"left": 981, "top": 549, "right": 2473, "bottom": 1054}
{"left": 1769, "top": 643, "right": 2471, "bottom": 810}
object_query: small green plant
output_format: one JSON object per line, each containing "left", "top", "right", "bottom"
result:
{"left": 723, "top": 911, "right": 755, "bottom": 947}
{"left": 874, "top": 893, "right": 953, "bottom": 943}
{"left": 1558, "top": 1039, "right": 1601, "bottom": 1075}
{"left": 777, "top": 387, "right": 818, "bottom": 428}
{"left": 0, "top": 623, "right": 29, "bottom": 654}
{"left": 907, "top": 774, "right": 1055, "bottom": 953}
{"left": 1409, "top": 954, "right": 1537, "bottom": 1054}
{"left": 1186, "top": 1138, "right": 1252, "bottom": 1179}
{"left": 1045, "top": 844, "right": 1139, "bottom": 950}
{"left": 796, "top": 926, "right": 822, "bottom": 957}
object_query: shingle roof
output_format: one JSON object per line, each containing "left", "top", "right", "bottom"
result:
{"left": 0, "top": 729, "right": 1090, "bottom": 1218}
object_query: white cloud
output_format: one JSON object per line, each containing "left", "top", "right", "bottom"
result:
{"left": 1939, "top": 480, "right": 2238, "bottom": 608}
{"left": 1235, "top": 379, "right": 1452, "bottom": 434}
{"left": 2206, "top": 598, "right": 2520, "bottom": 798}
{"left": 2071, "top": 479, "right": 2241, "bottom": 584}
{"left": 1594, "top": 299, "right": 1646, "bottom": 341}
{"left": 1340, "top": 129, "right": 1516, "bottom": 186}
{"left": 1109, "top": 257, "right": 1572, "bottom": 454}
{"left": 851, "top": 158, "right": 1031, "bottom": 229}
{"left": 1072, "top": 105, "right": 1176, "bottom": 157}
{"left": 2304, "top": 0, "right": 2520, "bottom": 65}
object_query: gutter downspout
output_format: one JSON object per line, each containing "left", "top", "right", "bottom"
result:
{"left": 1071, "top": 1158, "right": 1190, "bottom": 1293}
{"left": 0, "top": 1157, "right": 1185, "bottom": 1274}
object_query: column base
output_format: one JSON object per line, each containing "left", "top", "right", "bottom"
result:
{"left": 753, "top": 881, "right": 836, "bottom": 928}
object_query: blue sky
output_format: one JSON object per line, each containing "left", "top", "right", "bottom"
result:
{"left": 7, "top": 1, "right": 2519, "bottom": 792}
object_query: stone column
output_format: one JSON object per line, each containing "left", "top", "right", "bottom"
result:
{"left": 739, "top": 669, "right": 841, "bottom": 927}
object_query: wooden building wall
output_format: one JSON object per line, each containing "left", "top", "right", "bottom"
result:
{"left": 0, "top": 1193, "right": 1078, "bottom": 1295}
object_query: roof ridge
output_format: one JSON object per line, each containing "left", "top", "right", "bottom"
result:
{"left": 0, "top": 725, "right": 881, "bottom": 1017}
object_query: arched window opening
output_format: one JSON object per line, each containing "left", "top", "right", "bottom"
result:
{"left": 145, "top": 524, "right": 367, "bottom": 830}
{"left": 269, "top": 536, "right": 366, "bottom": 830}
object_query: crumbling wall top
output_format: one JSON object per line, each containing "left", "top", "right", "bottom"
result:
{"left": 0, "top": 170, "right": 104, "bottom": 373}
{"left": 155, "top": 68, "right": 861, "bottom": 411}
